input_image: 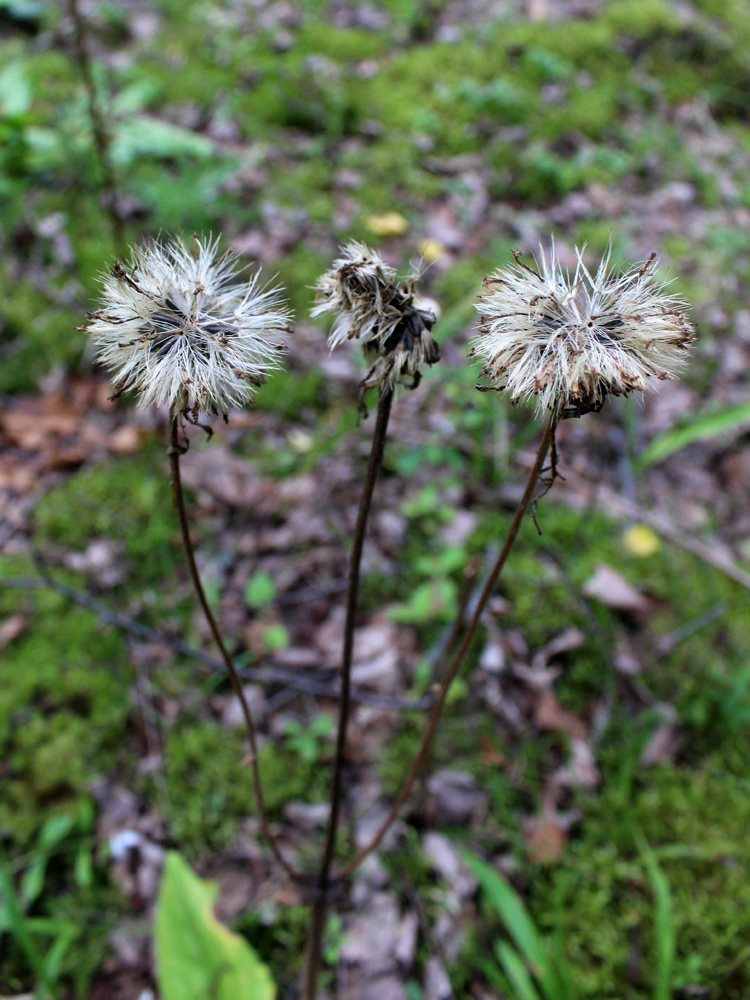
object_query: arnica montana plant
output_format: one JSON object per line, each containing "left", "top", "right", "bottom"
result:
{"left": 85, "top": 235, "right": 291, "bottom": 420}
{"left": 303, "top": 242, "right": 440, "bottom": 1000}
{"left": 471, "top": 243, "right": 695, "bottom": 417}
{"left": 328, "top": 242, "right": 696, "bottom": 973}
{"left": 82, "top": 235, "right": 694, "bottom": 1000}
{"left": 85, "top": 235, "right": 299, "bottom": 883}
{"left": 312, "top": 240, "right": 440, "bottom": 395}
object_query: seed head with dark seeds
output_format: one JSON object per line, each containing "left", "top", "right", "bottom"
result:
{"left": 84, "top": 235, "right": 292, "bottom": 420}
{"left": 312, "top": 241, "right": 440, "bottom": 394}
{"left": 471, "top": 242, "right": 695, "bottom": 418}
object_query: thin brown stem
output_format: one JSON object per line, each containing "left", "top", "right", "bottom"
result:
{"left": 302, "top": 388, "right": 394, "bottom": 1000}
{"left": 66, "top": 0, "right": 124, "bottom": 249}
{"left": 168, "top": 419, "right": 300, "bottom": 882}
{"left": 340, "top": 416, "right": 557, "bottom": 879}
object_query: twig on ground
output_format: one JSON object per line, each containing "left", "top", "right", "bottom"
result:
{"left": 0, "top": 575, "right": 428, "bottom": 712}
{"left": 654, "top": 600, "right": 728, "bottom": 658}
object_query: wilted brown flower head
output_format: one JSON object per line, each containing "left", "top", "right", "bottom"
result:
{"left": 471, "top": 243, "right": 695, "bottom": 418}
{"left": 311, "top": 241, "right": 440, "bottom": 393}
{"left": 84, "top": 236, "right": 291, "bottom": 420}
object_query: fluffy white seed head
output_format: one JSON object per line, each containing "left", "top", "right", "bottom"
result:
{"left": 85, "top": 236, "right": 292, "bottom": 419}
{"left": 471, "top": 243, "right": 695, "bottom": 418}
{"left": 312, "top": 241, "right": 439, "bottom": 392}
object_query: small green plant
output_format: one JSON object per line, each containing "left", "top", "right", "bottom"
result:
{"left": 462, "top": 850, "right": 574, "bottom": 1000}
{"left": 462, "top": 839, "right": 675, "bottom": 1000}
{"left": 282, "top": 713, "right": 335, "bottom": 765}
{"left": 0, "top": 803, "right": 96, "bottom": 1000}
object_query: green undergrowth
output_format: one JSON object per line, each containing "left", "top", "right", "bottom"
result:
{"left": 0, "top": 558, "right": 130, "bottom": 846}
{"left": 447, "top": 764, "right": 750, "bottom": 1000}
{"left": 374, "top": 493, "right": 750, "bottom": 998}
{"left": 525, "top": 766, "right": 750, "bottom": 999}
{"left": 34, "top": 443, "right": 180, "bottom": 587}
{"left": 6, "top": 430, "right": 750, "bottom": 996}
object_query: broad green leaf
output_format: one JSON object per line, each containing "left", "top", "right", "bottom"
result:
{"left": 263, "top": 622, "right": 289, "bottom": 652}
{"left": 112, "top": 117, "right": 215, "bottom": 167}
{"left": 639, "top": 402, "right": 750, "bottom": 467}
{"left": 0, "top": 0, "right": 47, "bottom": 21}
{"left": 0, "top": 61, "right": 31, "bottom": 118}
{"left": 461, "top": 851, "right": 564, "bottom": 1000}
{"left": 155, "top": 851, "right": 275, "bottom": 1000}
{"left": 20, "top": 857, "right": 46, "bottom": 906}
{"left": 111, "top": 80, "right": 162, "bottom": 116}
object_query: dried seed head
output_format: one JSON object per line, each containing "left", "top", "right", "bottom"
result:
{"left": 312, "top": 241, "right": 440, "bottom": 393}
{"left": 84, "top": 236, "right": 292, "bottom": 419}
{"left": 471, "top": 243, "right": 695, "bottom": 418}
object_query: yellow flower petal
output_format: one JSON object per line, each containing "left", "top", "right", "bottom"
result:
{"left": 365, "top": 211, "right": 409, "bottom": 237}
{"left": 623, "top": 523, "right": 661, "bottom": 557}
{"left": 417, "top": 238, "right": 446, "bottom": 263}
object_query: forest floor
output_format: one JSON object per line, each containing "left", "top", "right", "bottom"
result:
{"left": 3, "top": 0, "right": 750, "bottom": 998}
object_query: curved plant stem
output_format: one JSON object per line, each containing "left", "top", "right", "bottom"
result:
{"left": 340, "top": 416, "right": 557, "bottom": 879}
{"left": 66, "top": 0, "right": 124, "bottom": 250}
{"left": 168, "top": 419, "right": 300, "bottom": 882}
{"left": 302, "top": 388, "right": 394, "bottom": 1000}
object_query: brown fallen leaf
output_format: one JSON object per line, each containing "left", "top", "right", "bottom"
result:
{"left": 554, "top": 738, "right": 600, "bottom": 789}
{"left": 0, "top": 456, "right": 37, "bottom": 493}
{"left": 0, "top": 394, "right": 82, "bottom": 449}
{"left": 582, "top": 563, "right": 652, "bottom": 613}
{"left": 479, "top": 736, "right": 507, "bottom": 767}
{"left": 613, "top": 634, "right": 642, "bottom": 676}
{"left": 108, "top": 424, "right": 142, "bottom": 454}
{"left": 524, "top": 814, "right": 566, "bottom": 864}
{"left": 0, "top": 614, "right": 26, "bottom": 650}
{"left": 180, "top": 445, "right": 273, "bottom": 509}
{"left": 532, "top": 626, "right": 586, "bottom": 669}
{"left": 640, "top": 706, "right": 682, "bottom": 766}
{"left": 535, "top": 690, "right": 588, "bottom": 740}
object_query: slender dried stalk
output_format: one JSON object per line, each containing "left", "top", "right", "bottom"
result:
{"left": 339, "top": 416, "right": 557, "bottom": 878}
{"left": 302, "top": 388, "right": 394, "bottom": 1000}
{"left": 66, "top": 0, "right": 124, "bottom": 249}
{"left": 168, "top": 419, "right": 300, "bottom": 882}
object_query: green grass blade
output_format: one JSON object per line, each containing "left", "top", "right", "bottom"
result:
{"left": 461, "top": 850, "right": 563, "bottom": 1000}
{"left": 636, "top": 833, "right": 675, "bottom": 1000}
{"left": 0, "top": 854, "right": 58, "bottom": 999}
{"left": 639, "top": 402, "right": 750, "bottom": 467}
{"left": 496, "top": 941, "right": 544, "bottom": 1000}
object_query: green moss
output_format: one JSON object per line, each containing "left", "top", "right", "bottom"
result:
{"left": 160, "top": 721, "right": 327, "bottom": 854}
{"left": 519, "top": 767, "right": 750, "bottom": 999}
{"left": 0, "top": 575, "right": 130, "bottom": 844}
{"left": 0, "top": 274, "right": 81, "bottom": 393}
{"left": 294, "top": 24, "right": 387, "bottom": 63}
{"left": 34, "top": 446, "right": 178, "bottom": 585}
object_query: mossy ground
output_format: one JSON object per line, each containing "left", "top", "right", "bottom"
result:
{"left": 2, "top": 0, "right": 750, "bottom": 996}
